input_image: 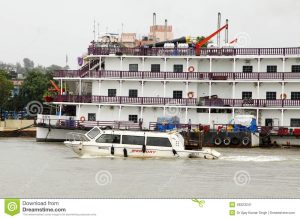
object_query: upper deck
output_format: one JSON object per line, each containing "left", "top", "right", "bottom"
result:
{"left": 88, "top": 46, "right": 300, "bottom": 57}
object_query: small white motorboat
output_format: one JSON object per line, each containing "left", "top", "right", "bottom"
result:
{"left": 64, "top": 127, "right": 221, "bottom": 159}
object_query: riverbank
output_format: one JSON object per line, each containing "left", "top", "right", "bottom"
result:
{"left": 0, "top": 119, "right": 36, "bottom": 137}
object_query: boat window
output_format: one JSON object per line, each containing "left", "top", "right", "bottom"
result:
{"left": 146, "top": 137, "right": 172, "bottom": 147}
{"left": 96, "top": 134, "right": 121, "bottom": 144}
{"left": 122, "top": 135, "right": 145, "bottom": 145}
{"left": 87, "top": 127, "right": 100, "bottom": 139}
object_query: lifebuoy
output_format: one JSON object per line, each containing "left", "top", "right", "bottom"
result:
{"left": 223, "top": 137, "right": 231, "bottom": 146}
{"left": 280, "top": 93, "right": 287, "bottom": 100}
{"left": 80, "top": 116, "right": 85, "bottom": 122}
{"left": 242, "top": 137, "right": 250, "bottom": 146}
{"left": 214, "top": 137, "right": 222, "bottom": 146}
{"left": 188, "top": 66, "right": 195, "bottom": 72}
{"left": 187, "top": 92, "right": 194, "bottom": 98}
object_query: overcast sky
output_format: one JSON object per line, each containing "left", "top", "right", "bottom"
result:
{"left": 0, "top": 0, "right": 299, "bottom": 68}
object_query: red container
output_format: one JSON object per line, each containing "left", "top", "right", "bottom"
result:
{"left": 293, "top": 129, "right": 300, "bottom": 136}
{"left": 278, "top": 128, "right": 289, "bottom": 136}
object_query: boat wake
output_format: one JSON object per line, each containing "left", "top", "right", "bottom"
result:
{"left": 220, "top": 155, "right": 287, "bottom": 162}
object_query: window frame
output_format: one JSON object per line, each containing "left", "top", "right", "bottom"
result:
{"left": 291, "top": 119, "right": 300, "bottom": 127}
{"left": 266, "top": 92, "right": 276, "bottom": 100}
{"left": 146, "top": 136, "right": 172, "bottom": 147}
{"left": 242, "top": 66, "right": 253, "bottom": 73}
{"left": 129, "top": 89, "right": 138, "bottom": 98}
{"left": 151, "top": 64, "right": 160, "bottom": 72}
{"left": 88, "top": 113, "right": 96, "bottom": 121}
{"left": 129, "top": 114, "right": 138, "bottom": 123}
{"left": 129, "top": 64, "right": 138, "bottom": 72}
{"left": 173, "top": 64, "right": 183, "bottom": 73}
{"left": 291, "top": 92, "right": 300, "bottom": 100}
{"left": 122, "top": 135, "right": 145, "bottom": 145}
{"left": 291, "top": 65, "right": 300, "bottom": 73}
{"left": 108, "top": 89, "right": 117, "bottom": 97}
{"left": 242, "top": 91, "right": 252, "bottom": 100}
{"left": 96, "top": 134, "right": 121, "bottom": 144}
{"left": 266, "top": 65, "right": 277, "bottom": 73}
{"left": 173, "top": 90, "right": 183, "bottom": 99}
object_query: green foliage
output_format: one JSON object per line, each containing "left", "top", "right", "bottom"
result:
{"left": 0, "top": 59, "right": 63, "bottom": 111}
{"left": 0, "top": 69, "right": 13, "bottom": 107}
{"left": 20, "top": 70, "right": 53, "bottom": 104}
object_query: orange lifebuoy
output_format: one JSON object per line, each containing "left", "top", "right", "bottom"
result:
{"left": 188, "top": 66, "right": 195, "bottom": 72}
{"left": 80, "top": 116, "right": 86, "bottom": 122}
{"left": 280, "top": 93, "right": 287, "bottom": 100}
{"left": 187, "top": 92, "right": 194, "bottom": 98}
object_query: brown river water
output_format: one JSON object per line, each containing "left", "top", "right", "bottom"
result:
{"left": 0, "top": 138, "right": 299, "bottom": 198}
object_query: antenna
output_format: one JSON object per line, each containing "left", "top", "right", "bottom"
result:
{"left": 225, "top": 19, "right": 229, "bottom": 44}
{"left": 65, "top": 53, "right": 68, "bottom": 67}
{"left": 217, "top": 12, "right": 221, "bottom": 47}
{"left": 153, "top": 12, "right": 157, "bottom": 47}
{"left": 93, "top": 19, "right": 96, "bottom": 41}
{"left": 164, "top": 19, "right": 168, "bottom": 41}
{"left": 97, "top": 22, "right": 100, "bottom": 39}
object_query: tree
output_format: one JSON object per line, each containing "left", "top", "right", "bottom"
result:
{"left": 0, "top": 69, "right": 13, "bottom": 109}
{"left": 23, "top": 58, "right": 34, "bottom": 72}
{"left": 19, "top": 69, "right": 53, "bottom": 105}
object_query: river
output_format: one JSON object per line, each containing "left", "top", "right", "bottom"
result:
{"left": 0, "top": 138, "right": 299, "bottom": 198}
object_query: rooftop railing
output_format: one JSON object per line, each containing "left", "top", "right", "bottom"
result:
{"left": 87, "top": 46, "right": 300, "bottom": 57}
{"left": 53, "top": 95, "right": 300, "bottom": 107}
{"left": 54, "top": 70, "right": 300, "bottom": 81}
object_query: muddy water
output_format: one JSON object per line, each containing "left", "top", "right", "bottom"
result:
{"left": 0, "top": 138, "right": 299, "bottom": 198}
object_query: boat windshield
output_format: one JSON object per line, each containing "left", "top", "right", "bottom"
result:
{"left": 86, "top": 127, "right": 101, "bottom": 139}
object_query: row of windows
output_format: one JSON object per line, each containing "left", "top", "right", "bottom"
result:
{"left": 241, "top": 65, "right": 300, "bottom": 73}
{"left": 130, "top": 64, "right": 183, "bottom": 72}
{"left": 108, "top": 89, "right": 138, "bottom": 97}
{"left": 87, "top": 113, "right": 138, "bottom": 123}
{"left": 242, "top": 92, "right": 300, "bottom": 100}
{"left": 108, "top": 89, "right": 300, "bottom": 100}
{"left": 265, "top": 119, "right": 300, "bottom": 127}
{"left": 128, "top": 64, "right": 300, "bottom": 73}
{"left": 96, "top": 134, "right": 172, "bottom": 147}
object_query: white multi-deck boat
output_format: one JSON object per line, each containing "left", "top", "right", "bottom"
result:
{"left": 64, "top": 127, "right": 221, "bottom": 159}
{"left": 37, "top": 15, "right": 300, "bottom": 147}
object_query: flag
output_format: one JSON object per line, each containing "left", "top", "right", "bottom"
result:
{"left": 77, "top": 57, "right": 83, "bottom": 66}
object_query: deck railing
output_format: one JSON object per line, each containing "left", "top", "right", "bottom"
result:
{"left": 201, "top": 99, "right": 300, "bottom": 107}
{"left": 53, "top": 95, "right": 300, "bottom": 107}
{"left": 87, "top": 46, "right": 300, "bottom": 57}
{"left": 54, "top": 70, "right": 300, "bottom": 80}
{"left": 36, "top": 118, "right": 142, "bottom": 130}
{"left": 53, "top": 95, "right": 197, "bottom": 106}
